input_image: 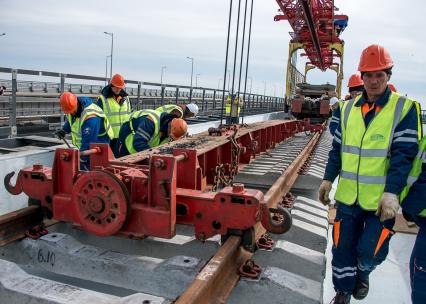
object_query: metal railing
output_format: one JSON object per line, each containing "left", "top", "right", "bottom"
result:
{"left": 0, "top": 67, "right": 285, "bottom": 137}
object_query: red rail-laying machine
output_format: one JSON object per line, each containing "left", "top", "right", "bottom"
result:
{"left": 5, "top": 120, "right": 320, "bottom": 245}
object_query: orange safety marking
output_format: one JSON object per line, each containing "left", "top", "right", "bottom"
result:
{"left": 374, "top": 227, "right": 392, "bottom": 256}
{"left": 333, "top": 220, "right": 341, "bottom": 248}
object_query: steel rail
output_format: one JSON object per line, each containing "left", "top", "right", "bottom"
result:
{"left": 176, "top": 130, "right": 322, "bottom": 303}
{"left": 0, "top": 205, "right": 57, "bottom": 247}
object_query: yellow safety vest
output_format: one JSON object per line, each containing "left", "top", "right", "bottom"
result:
{"left": 155, "top": 104, "right": 184, "bottom": 118}
{"left": 124, "top": 109, "right": 165, "bottom": 154}
{"left": 334, "top": 93, "right": 414, "bottom": 210}
{"left": 225, "top": 97, "right": 231, "bottom": 116}
{"left": 98, "top": 95, "right": 131, "bottom": 139}
{"left": 67, "top": 104, "right": 114, "bottom": 149}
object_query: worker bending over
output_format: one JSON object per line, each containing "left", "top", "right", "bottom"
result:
{"left": 97, "top": 73, "right": 131, "bottom": 157}
{"left": 118, "top": 109, "right": 188, "bottom": 156}
{"left": 56, "top": 92, "right": 113, "bottom": 170}
{"left": 329, "top": 74, "right": 364, "bottom": 136}
{"left": 319, "top": 45, "right": 420, "bottom": 304}
{"left": 155, "top": 103, "right": 199, "bottom": 119}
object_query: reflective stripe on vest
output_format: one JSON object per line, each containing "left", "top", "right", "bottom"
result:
{"left": 155, "top": 104, "right": 183, "bottom": 118}
{"left": 125, "top": 110, "right": 161, "bottom": 154}
{"left": 67, "top": 104, "right": 114, "bottom": 149}
{"left": 400, "top": 136, "right": 426, "bottom": 216}
{"left": 334, "top": 93, "right": 414, "bottom": 210}
{"left": 99, "top": 95, "right": 131, "bottom": 139}
{"left": 225, "top": 97, "right": 231, "bottom": 116}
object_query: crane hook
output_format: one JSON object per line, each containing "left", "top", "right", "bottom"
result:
{"left": 4, "top": 171, "right": 23, "bottom": 195}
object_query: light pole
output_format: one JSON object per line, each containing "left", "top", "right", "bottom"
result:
{"left": 218, "top": 78, "right": 223, "bottom": 91}
{"left": 263, "top": 81, "right": 266, "bottom": 97}
{"left": 160, "top": 66, "right": 167, "bottom": 86}
{"left": 186, "top": 56, "right": 194, "bottom": 101}
{"left": 195, "top": 74, "right": 200, "bottom": 87}
{"left": 104, "top": 31, "right": 114, "bottom": 79}
{"left": 248, "top": 77, "right": 253, "bottom": 95}
{"left": 105, "top": 55, "right": 111, "bottom": 85}
{"left": 273, "top": 84, "right": 277, "bottom": 97}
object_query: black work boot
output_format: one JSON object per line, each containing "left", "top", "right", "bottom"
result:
{"left": 353, "top": 276, "right": 369, "bottom": 300}
{"left": 331, "top": 292, "right": 351, "bottom": 304}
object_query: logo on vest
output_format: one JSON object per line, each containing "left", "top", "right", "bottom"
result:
{"left": 370, "top": 134, "right": 385, "bottom": 141}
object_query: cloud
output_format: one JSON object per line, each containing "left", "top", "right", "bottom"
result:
{"left": 0, "top": 0, "right": 424, "bottom": 103}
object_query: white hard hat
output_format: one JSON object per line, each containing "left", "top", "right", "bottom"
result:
{"left": 186, "top": 103, "right": 199, "bottom": 116}
{"left": 329, "top": 97, "right": 339, "bottom": 105}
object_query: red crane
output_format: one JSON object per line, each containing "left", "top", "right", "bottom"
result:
{"left": 274, "top": 0, "right": 348, "bottom": 96}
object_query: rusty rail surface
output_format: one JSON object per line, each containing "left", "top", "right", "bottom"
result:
{"left": 0, "top": 206, "right": 57, "bottom": 247}
{"left": 176, "top": 131, "right": 322, "bottom": 304}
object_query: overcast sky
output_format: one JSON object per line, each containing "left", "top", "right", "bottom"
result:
{"left": 0, "top": 0, "right": 425, "bottom": 106}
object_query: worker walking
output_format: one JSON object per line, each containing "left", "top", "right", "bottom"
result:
{"left": 55, "top": 92, "right": 114, "bottom": 170}
{"left": 118, "top": 109, "right": 188, "bottom": 156}
{"left": 155, "top": 103, "right": 199, "bottom": 119}
{"left": 400, "top": 136, "right": 426, "bottom": 304}
{"left": 329, "top": 75, "right": 364, "bottom": 136}
{"left": 319, "top": 45, "right": 420, "bottom": 304}
{"left": 97, "top": 74, "right": 131, "bottom": 157}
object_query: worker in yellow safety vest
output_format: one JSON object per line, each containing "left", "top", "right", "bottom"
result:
{"left": 225, "top": 94, "right": 242, "bottom": 124}
{"left": 155, "top": 103, "right": 199, "bottom": 119}
{"left": 118, "top": 109, "right": 188, "bottom": 156}
{"left": 400, "top": 136, "right": 426, "bottom": 304}
{"left": 329, "top": 74, "right": 364, "bottom": 136}
{"left": 318, "top": 45, "right": 422, "bottom": 304}
{"left": 97, "top": 74, "right": 131, "bottom": 157}
{"left": 55, "top": 92, "right": 114, "bottom": 170}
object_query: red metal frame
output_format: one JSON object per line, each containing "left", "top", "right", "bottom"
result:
{"left": 274, "top": 0, "right": 347, "bottom": 71}
{"left": 5, "top": 120, "right": 320, "bottom": 241}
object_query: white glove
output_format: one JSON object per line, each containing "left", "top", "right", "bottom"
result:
{"left": 375, "top": 192, "right": 399, "bottom": 222}
{"left": 318, "top": 180, "right": 333, "bottom": 206}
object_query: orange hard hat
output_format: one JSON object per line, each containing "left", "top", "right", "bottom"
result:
{"left": 388, "top": 83, "right": 397, "bottom": 92}
{"left": 110, "top": 74, "right": 125, "bottom": 89}
{"left": 358, "top": 44, "right": 393, "bottom": 72}
{"left": 60, "top": 92, "right": 78, "bottom": 114}
{"left": 347, "top": 74, "right": 364, "bottom": 88}
{"left": 170, "top": 118, "right": 188, "bottom": 140}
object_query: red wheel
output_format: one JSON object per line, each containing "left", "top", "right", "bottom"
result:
{"left": 72, "top": 171, "right": 129, "bottom": 237}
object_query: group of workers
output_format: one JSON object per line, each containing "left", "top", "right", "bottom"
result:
{"left": 53, "top": 45, "right": 426, "bottom": 303}
{"left": 320, "top": 44, "right": 425, "bottom": 304}
{"left": 56, "top": 73, "right": 199, "bottom": 169}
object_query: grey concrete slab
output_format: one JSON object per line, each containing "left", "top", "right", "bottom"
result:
{"left": 254, "top": 239, "right": 326, "bottom": 282}
{"left": 0, "top": 259, "right": 165, "bottom": 304}
{"left": 278, "top": 217, "right": 328, "bottom": 253}
{"left": 0, "top": 233, "right": 204, "bottom": 300}
{"left": 228, "top": 266, "right": 323, "bottom": 304}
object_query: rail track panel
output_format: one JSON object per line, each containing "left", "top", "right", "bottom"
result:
{"left": 0, "top": 120, "right": 331, "bottom": 303}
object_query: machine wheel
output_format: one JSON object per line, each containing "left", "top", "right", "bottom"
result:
{"left": 72, "top": 170, "right": 130, "bottom": 237}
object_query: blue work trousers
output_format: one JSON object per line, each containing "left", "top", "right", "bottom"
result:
{"left": 410, "top": 221, "right": 426, "bottom": 304}
{"left": 331, "top": 202, "right": 395, "bottom": 293}
{"left": 109, "top": 138, "right": 120, "bottom": 158}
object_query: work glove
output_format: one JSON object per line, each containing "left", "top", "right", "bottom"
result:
{"left": 54, "top": 129, "right": 66, "bottom": 140}
{"left": 318, "top": 180, "right": 333, "bottom": 206}
{"left": 375, "top": 192, "right": 399, "bottom": 222}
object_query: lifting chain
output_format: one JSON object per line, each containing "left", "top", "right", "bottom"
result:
{"left": 212, "top": 163, "right": 231, "bottom": 192}
{"left": 229, "top": 129, "right": 241, "bottom": 181}
{"left": 212, "top": 130, "right": 241, "bottom": 192}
